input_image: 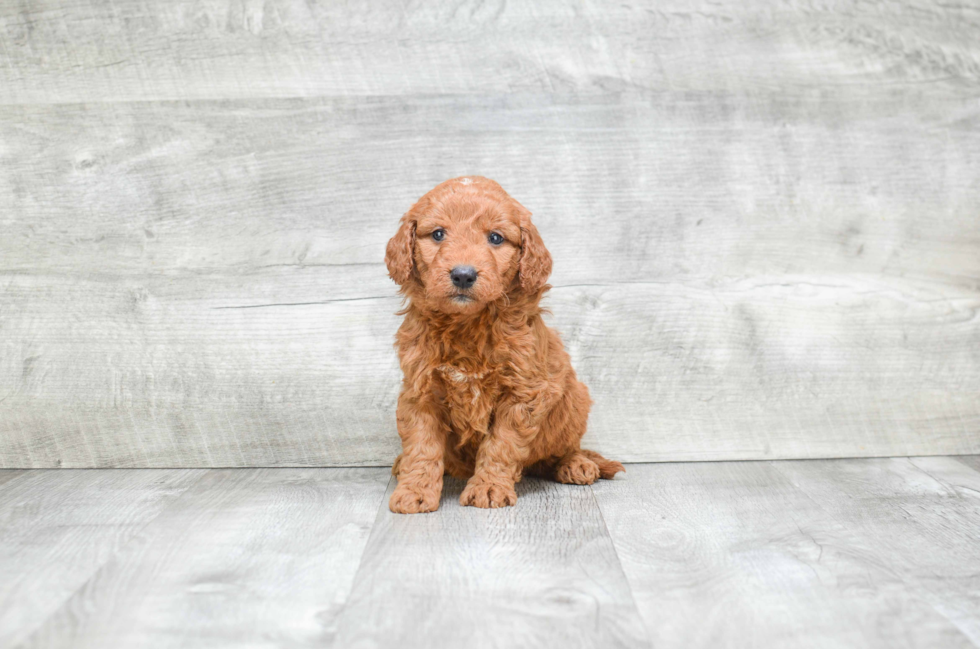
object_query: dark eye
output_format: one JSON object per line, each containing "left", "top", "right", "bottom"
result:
{"left": 432, "top": 229, "right": 446, "bottom": 242}
{"left": 488, "top": 232, "right": 504, "bottom": 246}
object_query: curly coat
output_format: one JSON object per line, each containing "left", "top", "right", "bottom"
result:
{"left": 384, "top": 176, "right": 623, "bottom": 513}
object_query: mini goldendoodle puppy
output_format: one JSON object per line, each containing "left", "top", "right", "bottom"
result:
{"left": 384, "top": 176, "right": 624, "bottom": 513}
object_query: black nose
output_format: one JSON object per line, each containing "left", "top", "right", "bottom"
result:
{"left": 450, "top": 265, "right": 478, "bottom": 289}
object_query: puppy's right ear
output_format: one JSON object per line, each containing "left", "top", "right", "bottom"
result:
{"left": 385, "top": 217, "right": 417, "bottom": 286}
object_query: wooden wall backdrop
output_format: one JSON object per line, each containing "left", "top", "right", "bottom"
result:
{"left": 1, "top": 1, "right": 979, "bottom": 468}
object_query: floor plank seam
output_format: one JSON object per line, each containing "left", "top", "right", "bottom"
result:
{"left": 951, "top": 456, "right": 980, "bottom": 481}
{"left": 0, "top": 470, "right": 35, "bottom": 492}
{"left": 329, "top": 474, "right": 396, "bottom": 639}
{"left": 587, "top": 483, "right": 654, "bottom": 649}
{"left": 908, "top": 457, "right": 973, "bottom": 495}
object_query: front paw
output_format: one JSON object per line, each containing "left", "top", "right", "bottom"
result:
{"left": 389, "top": 481, "right": 441, "bottom": 514}
{"left": 460, "top": 478, "right": 517, "bottom": 509}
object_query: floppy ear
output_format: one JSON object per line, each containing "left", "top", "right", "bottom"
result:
{"left": 385, "top": 217, "right": 417, "bottom": 286}
{"left": 518, "top": 212, "right": 553, "bottom": 292}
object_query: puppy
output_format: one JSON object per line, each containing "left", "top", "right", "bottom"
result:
{"left": 384, "top": 176, "right": 624, "bottom": 513}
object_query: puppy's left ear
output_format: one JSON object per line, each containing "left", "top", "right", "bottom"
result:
{"left": 385, "top": 216, "right": 417, "bottom": 286}
{"left": 517, "top": 208, "right": 552, "bottom": 292}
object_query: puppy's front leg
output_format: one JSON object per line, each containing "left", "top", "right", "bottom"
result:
{"left": 460, "top": 406, "right": 530, "bottom": 509}
{"left": 390, "top": 394, "right": 445, "bottom": 514}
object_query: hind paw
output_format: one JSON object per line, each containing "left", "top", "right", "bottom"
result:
{"left": 555, "top": 455, "right": 601, "bottom": 485}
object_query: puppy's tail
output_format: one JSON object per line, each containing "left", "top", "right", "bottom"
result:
{"left": 580, "top": 449, "right": 626, "bottom": 479}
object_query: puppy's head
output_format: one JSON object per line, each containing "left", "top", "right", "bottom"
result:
{"left": 385, "top": 177, "right": 551, "bottom": 313}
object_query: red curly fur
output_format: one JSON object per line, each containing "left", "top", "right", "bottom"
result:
{"left": 384, "top": 177, "right": 624, "bottom": 513}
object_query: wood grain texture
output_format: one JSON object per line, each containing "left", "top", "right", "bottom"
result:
{"left": 18, "top": 468, "right": 391, "bottom": 649}
{"left": 0, "top": 469, "right": 202, "bottom": 648}
{"left": 2, "top": 1, "right": 979, "bottom": 467}
{"left": 1, "top": 90, "right": 978, "bottom": 467}
{"left": 0, "top": 268, "right": 404, "bottom": 468}
{"left": 592, "top": 461, "right": 976, "bottom": 649}
{"left": 2, "top": 461, "right": 980, "bottom": 646}
{"left": 333, "top": 476, "right": 650, "bottom": 648}
{"left": 3, "top": 95, "right": 979, "bottom": 280}
{"left": 1, "top": 0, "right": 978, "bottom": 103}
{"left": 773, "top": 457, "right": 980, "bottom": 645}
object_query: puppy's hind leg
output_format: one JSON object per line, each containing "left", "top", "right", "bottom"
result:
{"left": 552, "top": 449, "right": 625, "bottom": 485}
{"left": 552, "top": 450, "right": 601, "bottom": 485}
{"left": 578, "top": 449, "right": 625, "bottom": 480}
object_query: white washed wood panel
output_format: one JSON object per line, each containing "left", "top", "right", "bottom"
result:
{"left": 1, "top": 268, "right": 976, "bottom": 467}
{"left": 0, "top": 269, "right": 404, "bottom": 468}
{"left": 2, "top": 95, "right": 979, "bottom": 282}
{"left": 1, "top": 90, "right": 979, "bottom": 467}
{"left": 2, "top": 0, "right": 978, "bottom": 104}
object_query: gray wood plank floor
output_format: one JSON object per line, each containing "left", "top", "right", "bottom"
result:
{"left": 772, "top": 457, "right": 980, "bottom": 645}
{"left": 15, "top": 469, "right": 390, "bottom": 649}
{"left": 0, "top": 470, "right": 203, "bottom": 647}
{"left": 334, "top": 477, "right": 649, "bottom": 648}
{"left": 2, "top": 458, "right": 979, "bottom": 648}
{"left": 594, "top": 461, "right": 978, "bottom": 648}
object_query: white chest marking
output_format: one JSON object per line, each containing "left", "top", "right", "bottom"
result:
{"left": 436, "top": 364, "right": 486, "bottom": 383}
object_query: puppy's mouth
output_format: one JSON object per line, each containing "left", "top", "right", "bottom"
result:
{"left": 450, "top": 293, "right": 474, "bottom": 303}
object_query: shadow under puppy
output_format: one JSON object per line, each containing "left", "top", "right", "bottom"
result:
{"left": 385, "top": 176, "right": 624, "bottom": 513}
